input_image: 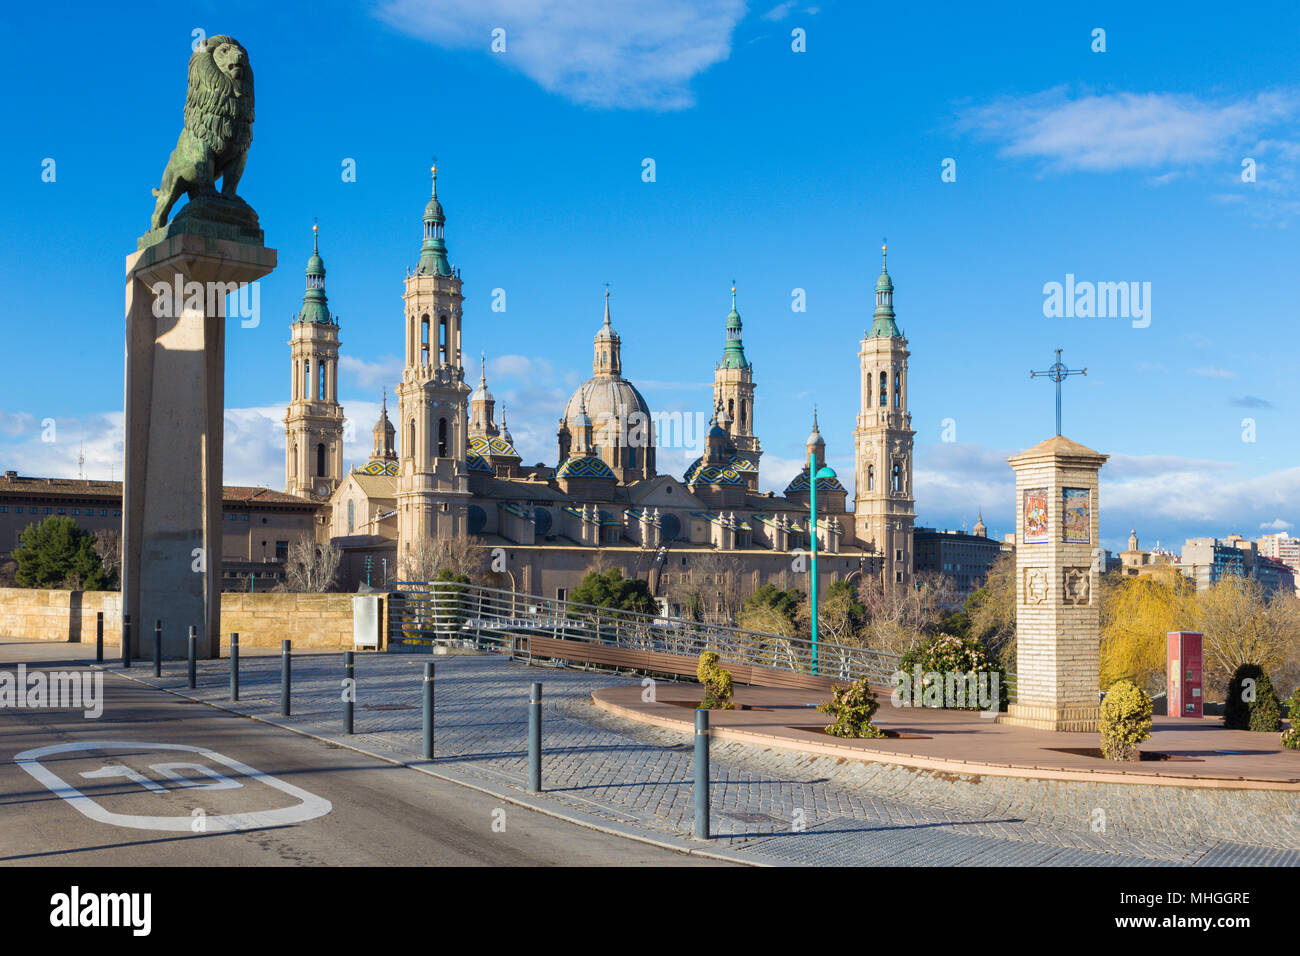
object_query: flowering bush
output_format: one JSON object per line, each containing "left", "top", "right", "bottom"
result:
{"left": 1099, "top": 680, "right": 1152, "bottom": 761}
{"left": 1281, "top": 687, "right": 1300, "bottom": 750}
{"left": 697, "top": 651, "right": 735, "bottom": 710}
{"left": 898, "top": 633, "right": 1008, "bottom": 711}
{"left": 819, "top": 677, "right": 886, "bottom": 738}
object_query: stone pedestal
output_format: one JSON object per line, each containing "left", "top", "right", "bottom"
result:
{"left": 999, "top": 435, "right": 1107, "bottom": 732}
{"left": 122, "top": 231, "right": 275, "bottom": 658}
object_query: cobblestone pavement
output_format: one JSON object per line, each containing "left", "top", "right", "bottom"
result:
{"left": 102, "top": 652, "right": 1300, "bottom": 866}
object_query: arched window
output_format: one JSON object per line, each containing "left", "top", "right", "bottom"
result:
{"left": 438, "top": 316, "right": 449, "bottom": 364}
{"left": 727, "top": 398, "right": 734, "bottom": 421}
{"left": 865, "top": 373, "right": 872, "bottom": 408}
{"left": 892, "top": 462, "right": 901, "bottom": 492}
{"left": 740, "top": 400, "right": 747, "bottom": 425}
{"left": 867, "top": 465, "right": 874, "bottom": 491}
{"left": 316, "top": 443, "right": 326, "bottom": 477}
{"left": 894, "top": 371, "right": 901, "bottom": 409}
{"left": 879, "top": 371, "right": 887, "bottom": 409}
{"left": 420, "top": 316, "right": 430, "bottom": 364}
{"left": 347, "top": 499, "right": 355, "bottom": 534}
{"left": 408, "top": 420, "right": 415, "bottom": 460}
{"left": 303, "top": 359, "right": 310, "bottom": 399}
{"left": 318, "top": 362, "right": 326, "bottom": 401}
{"left": 437, "top": 417, "right": 448, "bottom": 458}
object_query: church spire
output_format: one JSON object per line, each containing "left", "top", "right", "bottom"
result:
{"left": 300, "top": 221, "right": 332, "bottom": 324}
{"left": 868, "top": 242, "right": 899, "bottom": 338}
{"left": 416, "top": 163, "right": 452, "bottom": 277}
{"left": 719, "top": 281, "right": 749, "bottom": 369}
{"left": 593, "top": 285, "right": 622, "bottom": 377}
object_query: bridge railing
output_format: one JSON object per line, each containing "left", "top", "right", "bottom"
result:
{"left": 387, "top": 581, "right": 1015, "bottom": 698}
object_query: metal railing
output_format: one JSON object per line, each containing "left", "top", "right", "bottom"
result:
{"left": 389, "top": 581, "right": 937, "bottom": 689}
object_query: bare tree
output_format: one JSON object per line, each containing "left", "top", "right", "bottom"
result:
{"left": 94, "top": 528, "right": 122, "bottom": 587}
{"left": 667, "top": 551, "right": 745, "bottom": 626}
{"left": 1196, "top": 575, "right": 1292, "bottom": 692}
{"left": 857, "top": 572, "right": 955, "bottom": 656}
{"left": 283, "top": 537, "right": 342, "bottom": 592}
{"left": 398, "top": 535, "right": 486, "bottom": 582}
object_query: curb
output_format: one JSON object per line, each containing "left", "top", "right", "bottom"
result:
{"left": 94, "top": 664, "right": 783, "bottom": 867}
{"left": 590, "top": 694, "right": 1300, "bottom": 792}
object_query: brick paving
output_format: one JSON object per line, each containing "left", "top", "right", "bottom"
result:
{"left": 100, "top": 651, "right": 1300, "bottom": 866}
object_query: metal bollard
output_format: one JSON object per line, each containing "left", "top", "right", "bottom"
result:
{"left": 230, "top": 633, "right": 240, "bottom": 701}
{"left": 95, "top": 611, "right": 103, "bottom": 664}
{"left": 187, "top": 626, "right": 197, "bottom": 688}
{"left": 280, "top": 639, "right": 291, "bottom": 716}
{"left": 154, "top": 620, "right": 162, "bottom": 677}
{"left": 694, "top": 709, "right": 710, "bottom": 840}
{"left": 422, "top": 662, "right": 434, "bottom": 760}
{"left": 343, "top": 651, "right": 354, "bottom": 735}
{"left": 122, "top": 615, "right": 132, "bottom": 668}
{"left": 528, "top": 681, "right": 542, "bottom": 792}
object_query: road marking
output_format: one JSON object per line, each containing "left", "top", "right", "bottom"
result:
{"left": 15, "top": 741, "right": 332, "bottom": 832}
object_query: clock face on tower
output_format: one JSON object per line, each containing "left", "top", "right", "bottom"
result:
{"left": 316, "top": 484, "right": 330, "bottom": 499}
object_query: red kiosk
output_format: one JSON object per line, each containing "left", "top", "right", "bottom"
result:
{"left": 1166, "top": 631, "right": 1204, "bottom": 718}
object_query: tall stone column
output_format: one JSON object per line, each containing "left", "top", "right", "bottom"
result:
{"left": 1000, "top": 435, "right": 1108, "bottom": 732}
{"left": 122, "top": 232, "right": 276, "bottom": 658}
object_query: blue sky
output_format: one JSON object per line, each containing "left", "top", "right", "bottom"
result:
{"left": 2, "top": 0, "right": 1298, "bottom": 553}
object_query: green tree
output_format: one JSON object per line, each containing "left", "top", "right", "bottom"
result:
{"left": 13, "top": 516, "right": 112, "bottom": 590}
{"left": 964, "top": 552, "right": 1016, "bottom": 666}
{"left": 570, "top": 568, "right": 657, "bottom": 615}
{"left": 739, "top": 584, "right": 804, "bottom": 636}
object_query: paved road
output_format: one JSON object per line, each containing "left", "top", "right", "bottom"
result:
{"left": 6, "top": 640, "right": 1299, "bottom": 866}
{"left": 0, "top": 648, "right": 724, "bottom": 866}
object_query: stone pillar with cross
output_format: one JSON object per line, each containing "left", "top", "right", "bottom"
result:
{"left": 1000, "top": 353, "right": 1107, "bottom": 732}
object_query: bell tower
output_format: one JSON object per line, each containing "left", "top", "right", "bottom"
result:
{"left": 712, "top": 283, "right": 761, "bottom": 477}
{"left": 395, "top": 164, "right": 471, "bottom": 560}
{"left": 854, "top": 244, "right": 915, "bottom": 587}
{"left": 284, "top": 223, "right": 344, "bottom": 504}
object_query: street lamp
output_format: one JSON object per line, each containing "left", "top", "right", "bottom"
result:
{"left": 808, "top": 453, "right": 837, "bottom": 676}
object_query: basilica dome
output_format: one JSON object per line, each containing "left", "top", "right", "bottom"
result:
{"left": 561, "top": 377, "right": 652, "bottom": 435}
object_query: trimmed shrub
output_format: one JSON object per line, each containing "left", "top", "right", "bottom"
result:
{"left": 1223, "top": 663, "right": 1283, "bottom": 732}
{"left": 1281, "top": 687, "right": 1300, "bottom": 751}
{"left": 819, "top": 677, "right": 886, "bottom": 739}
{"left": 1099, "top": 680, "right": 1152, "bottom": 761}
{"left": 697, "top": 651, "right": 735, "bottom": 710}
{"left": 898, "top": 633, "right": 1008, "bottom": 711}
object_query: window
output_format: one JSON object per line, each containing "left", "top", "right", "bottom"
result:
{"left": 865, "top": 374, "right": 872, "bottom": 408}
{"left": 892, "top": 462, "right": 901, "bottom": 492}
{"left": 740, "top": 400, "right": 747, "bottom": 425}
{"left": 438, "top": 316, "right": 449, "bottom": 364}
{"left": 879, "top": 371, "right": 887, "bottom": 408}
{"left": 895, "top": 549, "right": 903, "bottom": 562}
{"left": 347, "top": 500, "right": 355, "bottom": 534}
{"left": 420, "top": 315, "right": 430, "bottom": 364}
{"left": 316, "top": 443, "right": 326, "bottom": 477}
{"left": 303, "top": 359, "right": 310, "bottom": 399}
{"left": 0, "top": 506, "right": 6, "bottom": 513}
{"left": 241, "top": 514, "right": 249, "bottom": 521}
{"left": 113, "top": 511, "right": 121, "bottom": 517}
{"left": 408, "top": 420, "right": 415, "bottom": 459}
{"left": 13, "top": 507, "right": 21, "bottom": 514}
{"left": 437, "top": 417, "right": 448, "bottom": 457}
{"left": 44, "top": 508, "right": 51, "bottom": 515}
{"left": 99, "top": 509, "right": 107, "bottom": 517}
{"left": 895, "top": 570, "right": 903, "bottom": 583}
{"left": 556, "top": 587, "right": 567, "bottom": 602}
{"left": 57, "top": 508, "right": 65, "bottom": 515}
{"left": 867, "top": 465, "right": 874, "bottom": 491}
{"left": 894, "top": 371, "right": 901, "bottom": 409}
{"left": 318, "top": 362, "right": 326, "bottom": 401}
{"left": 71, "top": 509, "right": 79, "bottom": 515}
{"left": 275, "top": 540, "right": 288, "bottom": 561}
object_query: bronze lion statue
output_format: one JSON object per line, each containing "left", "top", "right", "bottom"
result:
{"left": 150, "top": 35, "right": 255, "bottom": 230}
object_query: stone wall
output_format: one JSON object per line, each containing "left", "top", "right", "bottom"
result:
{"left": 0, "top": 588, "right": 367, "bottom": 651}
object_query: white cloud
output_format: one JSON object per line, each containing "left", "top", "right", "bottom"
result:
{"left": 1261, "top": 518, "right": 1294, "bottom": 531}
{"left": 1191, "top": 366, "right": 1235, "bottom": 379}
{"left": 339, "top": 354, "right": 403, "bottom": 391}
{"left": 372, "top": 0, "right": 748, "bottom": 110}
{"left": 958, "top": 87, "right": 1297, "bottom": 173}
{"left": 761, "top": 1, "right": 796, "bottom": 20}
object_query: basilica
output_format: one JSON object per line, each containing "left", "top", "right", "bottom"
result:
{"left": 283, "top": 167, "right": 916, "bottom": 603}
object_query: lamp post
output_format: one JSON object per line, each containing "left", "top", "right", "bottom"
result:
{"left": 808, "top": 453, "right": 837, "bottom": 676}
